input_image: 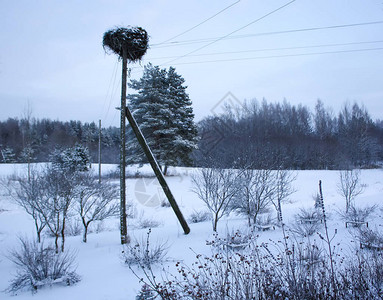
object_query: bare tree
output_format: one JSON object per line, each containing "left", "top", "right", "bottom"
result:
{"left": 5, "top": 170, "right": 46, "bottom": 242}
{"left": 76, "top": 173, "right": 119, "bottom": 243}
{"left": 232, "top": 168, "right": 276, "bottom": 226}
{"left": 337, "top": 169, "right": 364, "bottom": 213}
{"left": 191, "top": 168, "right": 240, "bottom": 231}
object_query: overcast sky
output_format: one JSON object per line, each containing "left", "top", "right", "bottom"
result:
{"left": 1, "top": 0, "right": 383, "bottom": 127}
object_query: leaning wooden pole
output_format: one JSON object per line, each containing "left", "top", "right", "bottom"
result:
{"left": 125, "top": 106, "right": 190, "bottom": 234}
{"left": 119, "top": 49, "right": 128, "bottom": 244}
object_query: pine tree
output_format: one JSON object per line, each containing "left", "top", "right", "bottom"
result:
{"left": 127, "top": 64, "right": 198, "bottom": 174}
{"left": 50, "top": 144, "right": 90, "bottom": 172}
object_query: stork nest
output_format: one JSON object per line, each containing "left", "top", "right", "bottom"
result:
{"left": 103, "top": 26, "right": 149, "bottom": 62}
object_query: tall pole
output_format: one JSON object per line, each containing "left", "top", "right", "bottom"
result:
{"left": 120, "top": 49, "right": 128, "bottom": 244}
{"left": 98, "top": 119, "right": 102, "bottom": 184}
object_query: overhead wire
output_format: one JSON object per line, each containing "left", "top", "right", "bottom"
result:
{"left": 158, "top": 0, "right": 241, "bottom": 45}
{"left": 157, "top": 47, "right": 383, "bottom": 66}
{"left": 151, "top": 20, "right": 383, "bottom": 48}
{"left": 147, "top": 40, "right": 383, "bottom": 60}
{"left": 161, "top": 0, "right": 297, "bottom": 65}
{"left": 99, "top": 57, "right": 119, "bottom": 121}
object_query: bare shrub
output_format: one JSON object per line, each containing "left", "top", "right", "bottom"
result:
{"left": 122, "top": 229, "right": 168, "bottom": 268}
{"left": 289, "top": 221, "right": 320, "bottom": 238}
{"left": 188, "top": 209, "right": 212, "bottom": 223}
{"left": 6, "top": 238, "right": 80, "bottom": 294}
{"left": 255, "top": 213, "right": 275, "bottom": 227}
{"left": 289, "top": 207, "right": 322, "bottom": 237}
{"left": 65, "top": 218, "right": 82, "bottom": 237}
{"left": 128, "top": 181, "right": 383, "bottom": 299}
{"left": 131, "top": 228, "right": 383, "bottom": 299}
{"left": 135, "top": 212, "right": 162, "bottom": 229}
{"left": 339, "top": 204, "right": 376, "bottom": 226}
{"left": 358, "top": 227, "right": 383, "bottom": 249}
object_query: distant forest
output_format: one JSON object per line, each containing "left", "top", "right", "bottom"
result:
{"left": 1, "top": 99, "right": 382, "bottom": 170}
{"left": 195, "top": 100, "right": 383, "bottom": 169}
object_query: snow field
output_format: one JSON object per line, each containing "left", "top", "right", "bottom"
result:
{"left": 0, "top": 164, "right": 382, "bottom": 299}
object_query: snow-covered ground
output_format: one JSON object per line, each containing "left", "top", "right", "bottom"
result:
{"left": 0, "top": 163, "right": 382, "bottom": 299}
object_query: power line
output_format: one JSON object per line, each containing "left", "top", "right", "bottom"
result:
{"left": 162, "top": 0, "right": 297, "bottom": 65}
{"left": 157, "top": 47, "right": 383, "bottom": 66}
{"left": 151, "top": 20, "right": 383, "bottom": 48}
{"left": 99, "top": 57, "right": 118, "bottom": 121}
{"left": 158, "top": 0, "right": 241, "bottom": 45}
{"left": 148, "top": 40, "right": 383, "bottom": 60}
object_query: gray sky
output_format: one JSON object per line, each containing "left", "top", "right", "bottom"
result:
{"left": 1, "top": 0, "right": 383, "bottom": 127}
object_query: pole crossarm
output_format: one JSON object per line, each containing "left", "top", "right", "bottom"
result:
{"left": 124, "top": 106, "right": 190, "bottom": 234}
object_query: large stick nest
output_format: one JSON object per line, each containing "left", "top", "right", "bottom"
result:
{"left": 103, "top": 26, "right": 149, "bottom": 62}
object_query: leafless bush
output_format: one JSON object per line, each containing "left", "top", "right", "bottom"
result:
{"left": 206, "top": 229, "right": 254, "bottom": 253}
{"left": 255, "top": 213, "right": 276, "bottom": 227}
{"left": 122, "top": 229, "right": 168, "bottom": 268}
{"left": 339, "top": 204, "right": 376, "bottom": 225}
{"left": 296, "top": 207, "right": 322, "bottom": 223}
{"left": 6, "top": 238, "right": 80, "bottom": 294}
{"left": 65, "top": 218, "right": 82, "bottom": 237}
{"left": 129, "top": 181, "right": 383, "bottom": 299}
{"left": 188, "top": 209, "right": 212, "bottom": 223}
{"left": 131, "top": 226, "right": 383, "bottom": 299}
{"left": 289, "top": 221, "right": 321, "bottom": 238}
{"left": 135, "top": 212, "right": 162, "bottom": 229}
{"left": 358, "top": 227, "right": 383, "bottom": 248}
{"left": 289, "top": 207, "right": 322, "bottom": 237}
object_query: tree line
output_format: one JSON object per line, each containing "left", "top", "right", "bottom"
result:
{"left": 194, "top": 99, "right": 383, "bottom": 170}
{"left": 1, "top": 100, "right": 382, "bottom": 170}
{"left": 0, "top": 118, "right": 120, "bottom": 164}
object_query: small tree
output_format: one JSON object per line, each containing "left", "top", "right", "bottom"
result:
{"left": 232, "top": 168, "right": 276, "bottom": 226}
{"left": 8, "top": 171, "right": 46, "bottom": 243}
{"left": 191, "top": 168, "right": 240, "bottom": 231}
{"left": 337, "top": 169, "right": 364, "bottom": 213}
{"left": 51, "top": 144, "right": 90, "bottom": 172}
{"left": 272, "top": 169, "right": 296, "bottom": 224}
{"left": 76, "top": 173, "right": 119, "bottom": 243}
{"left": 36, "top": 166, "right": 79, "bottom": 253}
{"left": 127, "top": 64, "right": 198, "bottom": 174}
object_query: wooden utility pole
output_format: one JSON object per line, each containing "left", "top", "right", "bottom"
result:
{"left": 125, "top": 107, "right": 190, "bottom": 234}
{"left": 98, "top": 119, "right": 102, "bottom": 184}
{"left": 119, "top": 49, "right": 128, "bottom": 244}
